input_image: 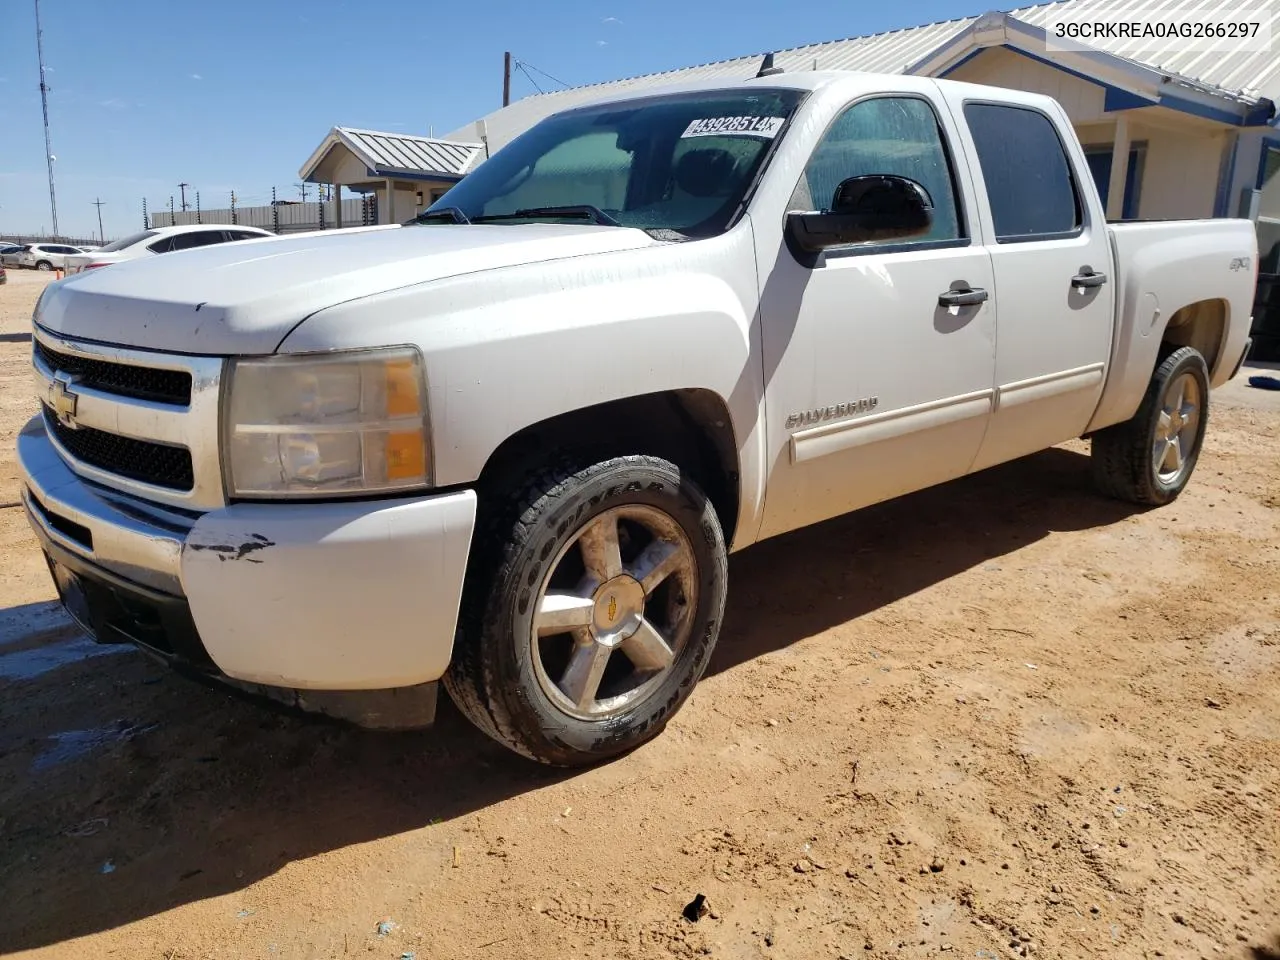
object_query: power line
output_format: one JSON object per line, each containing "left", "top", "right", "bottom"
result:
{"left": 516, "top": 58, "right": 570, "bottom": 90}
{"left": 514, "top": 61, "right": 544, "bottom": 94}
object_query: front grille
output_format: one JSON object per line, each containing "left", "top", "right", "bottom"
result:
{"left": 35, "top": 340, "right": 192, "bottom": 406}
{"left": 44, "top": 407, "right": 194, "bottom": 491}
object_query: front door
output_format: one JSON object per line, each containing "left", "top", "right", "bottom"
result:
{"left": 941, "top": 97, "right": 1115, "bottom": 472}
{"left": 757, "top": 93, "right": 997, "bottom": 541}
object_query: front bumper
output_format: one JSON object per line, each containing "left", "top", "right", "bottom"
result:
{"left": 18, "top": 415, "right": 477, "bottom": 721}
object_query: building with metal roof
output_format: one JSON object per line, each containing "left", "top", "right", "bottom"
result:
{"left": 298, "top": 127, "right": 485, "bottom": 226}
{"left": 438, "top": 0, "right": 1280, "bottom": 238}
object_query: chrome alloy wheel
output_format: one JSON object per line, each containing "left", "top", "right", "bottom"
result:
{"left": 1153, "top": 371, "right": 1202, "bottom": 484}
{"left": 529, "top": 505, "right": 698, "bottom": 721}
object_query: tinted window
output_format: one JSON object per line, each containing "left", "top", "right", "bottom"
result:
{"left": 963, "top": 103, "right": 1081, "bottom": 241}
{"left": 148, "top": 237, "right": 175, "bottom": 254}
{"left": 794, "top": 96, "right": 963, "bottom": 245}
{"left": 418, "top": 88, "right": 805, "bottom": 238}
{"left": 99, "top": 230, "right": 158, "bottom": 253}
{"left": 227, "top": 230, "right": 267, "bottom": 241}
{"left": 169, "top": 231, "right": 226, "bottom": 252}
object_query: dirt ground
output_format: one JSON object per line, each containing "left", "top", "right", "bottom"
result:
{"left": 1, "top": 270, "right": 1277, "bottom": 960}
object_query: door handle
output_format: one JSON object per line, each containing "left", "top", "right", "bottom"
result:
{"left": 1072, "top": 271, "right": 1108, "bottom": 288}
{"left": 938, "top": 287, "right": 989, "bottom": 307}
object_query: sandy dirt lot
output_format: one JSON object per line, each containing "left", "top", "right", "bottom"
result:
{"left": 1, "top": 270, "right": 1277, "bottom": 960}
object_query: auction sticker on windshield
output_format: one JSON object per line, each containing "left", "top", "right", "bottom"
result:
{"left": 682, "top": 116, "right": 786, "bottom": 138}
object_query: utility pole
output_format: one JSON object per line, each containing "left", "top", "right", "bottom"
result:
{"left": 92, "top": 198, "right": 105, "bottom": 243}
{"left": 503, "top": 51, "right": 512, "bottom": 107}
{"left": 294, "top": 182, "right": 308, "bottom": 203}
{"left": 178, "top": 182, "right": 190, "bottom": 211}
{"left": 34, "top": 0, "right": 58, "bottom": 237}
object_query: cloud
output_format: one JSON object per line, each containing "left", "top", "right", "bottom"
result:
{"left": 190, "top": 73, "right": 202, "bottom": 80}
{"left": 597, "top": 39, "right": 608, "bottom": 46}
{"left": 98, "top": 98, "right": 128, "bottom": 111}
{"left": 602, "top": 16, "right": 623, "bottom": 24}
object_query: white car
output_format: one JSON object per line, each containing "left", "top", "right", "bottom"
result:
{"left": 64, "top": 224, "right": 274, "bottom": 275}
{"left": 13, "top": 243, "right": 91, "bottom": 271}
{"left": 20, "top": 70, "right": 1257, "bottom": 765}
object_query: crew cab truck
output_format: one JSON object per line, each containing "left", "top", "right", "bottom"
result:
{"left": 19, "top": 71, "right": 1256, "bottom": 765}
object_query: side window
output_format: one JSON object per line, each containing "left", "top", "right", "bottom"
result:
{"left": 169, "top": 231, "right": 225, "bottom": 252}
{"left": 148, "top": 237, "right": 175, "bottom": 254}
{"left": 963, "top": 103, "right": 1082, "bottom": 241}
{"left": 228, "top": 230, "right": 266, "bottom": 241}
{"left": 793, "top": 96, "right": 963, "bottom": 245}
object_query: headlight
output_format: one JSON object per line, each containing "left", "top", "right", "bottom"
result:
{"left": 224, "top": 347, "right": 431, "bottom": 498}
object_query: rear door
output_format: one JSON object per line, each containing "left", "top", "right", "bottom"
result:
{"left": 938, "top": 92, "right": 1114, "bottom": 470}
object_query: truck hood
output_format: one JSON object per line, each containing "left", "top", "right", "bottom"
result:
{"left": 36, "top": 224, "right": 658, "bottom": 354}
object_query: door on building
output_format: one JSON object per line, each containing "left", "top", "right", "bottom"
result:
{"left": 1084, "top": 144, "right": 1145, "bottom": 221}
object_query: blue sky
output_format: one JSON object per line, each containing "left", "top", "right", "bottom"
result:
{"left": 0, "top": 0, "right": 976, "bottom": 239}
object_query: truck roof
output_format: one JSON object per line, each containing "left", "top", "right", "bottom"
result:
{"left": 547, "top": 69, "right": 1061, "bottom": 119}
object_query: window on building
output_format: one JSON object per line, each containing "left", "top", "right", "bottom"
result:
{"left": 790, "top": 95, "right": 963, "bottom": 246}
{"left": 964, "top": 103, "right": 1082, "bottom": 241}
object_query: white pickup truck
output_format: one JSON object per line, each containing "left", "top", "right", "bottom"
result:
{"left": 19, "top": 70, "right": 1256, "bottom": 765}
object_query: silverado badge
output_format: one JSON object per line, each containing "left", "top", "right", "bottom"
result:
{"left": 785, "top": 397, "right": 878, "bottom": 430}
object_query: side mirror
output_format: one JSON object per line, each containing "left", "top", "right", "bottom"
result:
{"left": 787, "top": 175, "right": 934, "bottom": 254}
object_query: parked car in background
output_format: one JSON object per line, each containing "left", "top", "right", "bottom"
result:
{"left": 13, "top": 243, "right": 89, "bottom": 272}
{"left": 1, "top": 245, "right": 27, "bottom": 268}
{"left": 0, "top": 262, "right": 6, "bottom": 285}
{"left": 64, "top": 224, "right": 275, "bottom": 274}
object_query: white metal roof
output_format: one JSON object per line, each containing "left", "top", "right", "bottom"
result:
{"left": 301, "top": 127, "right": 485, "bottom": 182}
{"left": 446, "top": 0, "right": 1280, "bottom": 153}
{"left": 1009, "top": 0, "right": 1280, "bottom": 100}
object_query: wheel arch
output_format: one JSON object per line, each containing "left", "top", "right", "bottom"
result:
{"left": 474, "top": 389, "right": 742, "bottom": 547}
{"left": 1158, "top": 298, "right": 1227, "bottom": 378}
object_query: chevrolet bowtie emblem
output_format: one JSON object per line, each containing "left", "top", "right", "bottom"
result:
{"left": 49, "top": 373, "right": 80, "bottom": 428}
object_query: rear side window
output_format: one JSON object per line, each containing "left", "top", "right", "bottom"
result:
{"left": 169, "top": 231, "right": 227, "bottom": 251}
{"left": 963, "top": 103, "right": 1081, "bottom": 242}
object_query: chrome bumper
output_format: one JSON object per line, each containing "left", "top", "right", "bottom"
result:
{"left": 18, "top": 414, "right": 190, "bottom": 595}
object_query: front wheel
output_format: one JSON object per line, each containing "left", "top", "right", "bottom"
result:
{"left": 1091, "top": 345, "right": 1210, "bottom": 505}
{"left": 444, "top": 455, "right": 728, "bottom": 766}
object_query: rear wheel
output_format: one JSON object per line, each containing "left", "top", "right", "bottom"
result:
{"left": 35, "top": 261, "right": 52, "bottom": 272}
{"left": 1091, "top": 346, "right": 1210, "bottom": 505}
{"left": 444, "top": 455, "right": 728, "bottom": 766}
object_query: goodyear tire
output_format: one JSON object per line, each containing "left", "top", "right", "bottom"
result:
{"left": 1091, "top": 346, "right": 1210, "bottom": 506}
{"left": 444, "top": 455, "right": 728, "bottom": 766}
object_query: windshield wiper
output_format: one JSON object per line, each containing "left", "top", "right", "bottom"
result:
{"left": 409, "top": 206, "right": 471, "bottom": 225}
{"left": 473, "top": 205, "right": 622, "bottom": 227}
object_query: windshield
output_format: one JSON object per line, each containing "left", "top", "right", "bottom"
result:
{"left": 97, "top": 230, "right": 159, "bottom": 253}
{"left": 416, "top": 88, "right": 805, "bottom": 238}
